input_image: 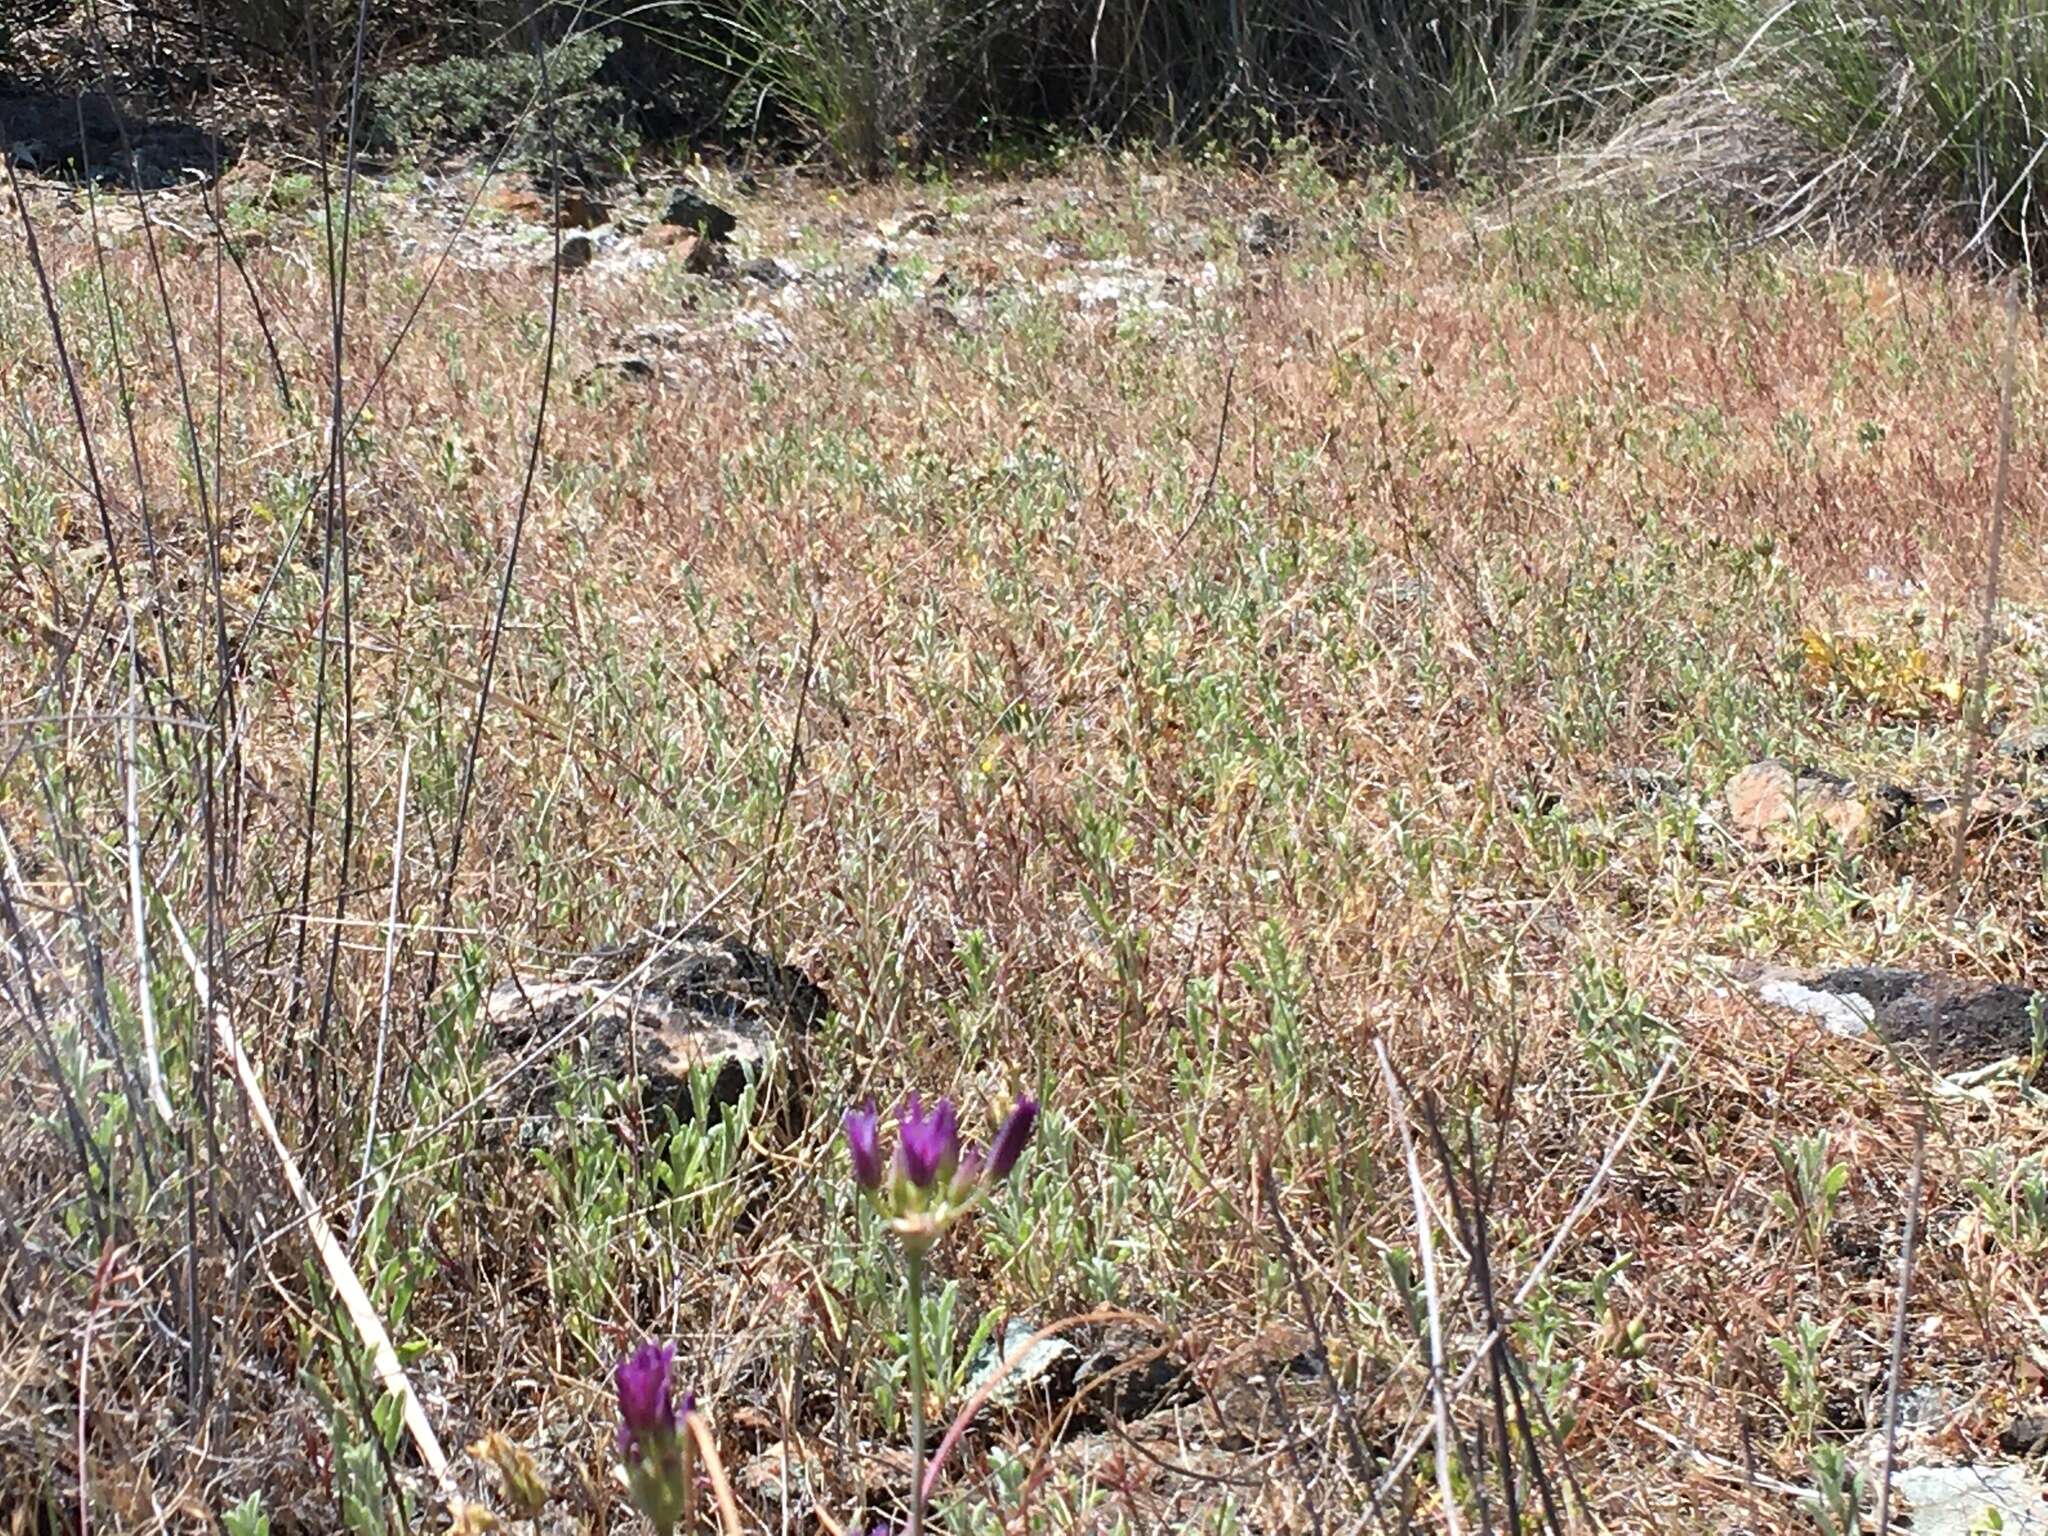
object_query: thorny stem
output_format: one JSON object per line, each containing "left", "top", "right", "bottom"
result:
{"left": 906, "top": 1249, "right": 929, "bottom": 1536}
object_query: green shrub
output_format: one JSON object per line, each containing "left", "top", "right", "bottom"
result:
{"left": 707, "top": 0, "right": 1709, "bottom": 175}
{"left": 364, "top": 30, "right": 641, "bottom": 183}
{"left": 727, "top": 0, "right": 1041, "bottom": 171}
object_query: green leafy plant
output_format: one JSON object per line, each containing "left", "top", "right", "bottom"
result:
{"left": 1770, "top": 1315, "right": 1836, "bottom": 1442}
{"left": 1805, "top": 1443, "right": 1867, "bottom": 1536}
{"left": 843, "top": 1093, "right": 1038, "bottom": 1536}
{"left": 1730, "top": 0, "right": 2048, "bottom": 268}
{"left": 1966, "top": 1150, "right": 2048, "bottom": 1256}
{"left": 1570, "top": 959, "right": 1679, "bottom": 1095}
{"left": 365, "top": 32, "right": 638, "bottom": 184}
{"left": 1772, "top": 1134, "right": 1851, "bottom": 1259}
{"left": 221, "top": 1493, "right": 270, "bottom": 1536}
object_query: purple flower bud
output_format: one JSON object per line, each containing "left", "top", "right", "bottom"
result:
{"left": 843, "top": 1099, "right": 884, "bottom": 1189}
{"left": 946, "top": 1146, "right": 986, "bottom": 1204}
{"left": 986, "top": 1096, "right": 1039, "bottom": 1181}
{"left": 614, "top": 1341, "right": 679, "bottom": 1458}
{"left": 895, "top": 1094, "right": 960, "bottom": 1189}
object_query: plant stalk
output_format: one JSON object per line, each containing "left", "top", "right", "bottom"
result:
{"left": 907, "top": 1248, "right": 928, "bottom": 1536}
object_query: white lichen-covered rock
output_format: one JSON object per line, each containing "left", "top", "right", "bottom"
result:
{"left": 481, "top": 925, "right": 826, "bottom": 1141}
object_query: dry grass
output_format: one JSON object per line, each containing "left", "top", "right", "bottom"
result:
{"left": 5, "top": 153, "right": 2048, "bottom": 1533}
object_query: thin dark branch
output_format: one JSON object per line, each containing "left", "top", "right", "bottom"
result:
{"left": 751, "top": 600, "right": 823, "bottom": 940}
{"left": 1257, "top": 1157, "right": 1405, "bottom": 1536}
{"left": 416, "top": 0, "right": 565, "bottom": 1016}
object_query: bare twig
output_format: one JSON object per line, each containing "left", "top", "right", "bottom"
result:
{"left": 350, "top": 739, "right": 413, "bottom": 1242}
{"left": 75, "top": 1239, "right": 127, "bottom": 1536}
{"left": 920, "top": 1305, "right": 1144, "bottom": 1502}
{"left": 160, "top": 907, "right": 458, "bottom": 1507}
{"left": 1, "top": 158, "right": 134, "bottom": 613}
{"left": 686, "top": 1409, "right": 747, "bottom": 1536}
{"left": 122, "top": 642, "right": 174, "bottom": 1122}
{"left": 1169, "top": 353, "right": 1238, "bottom": 555}
{"left": 1373, "top": 1048, "right": 1678, "bottom": 1507}
{"left": 1376, "top": 1040, "right": 1466, "bottom": 1536}
{"left": 1874, "top": 1117, "right": 1929, "bottom": 1535}
{"left": 1258, "top": 1157, "right": 1402, "bottom": 1534}
{"left": 752, "top": 602, "right": 823, "bottom": 939}
{"left": 1420, "top": 1099, "right": 1525, "bottom": 1536}
{"left": 415, "top": 8, "right": 565, "bottom": 1019}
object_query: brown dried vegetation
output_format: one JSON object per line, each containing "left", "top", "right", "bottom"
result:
{"left": 4, "top": 160, "right": 2048, "bottom": 1532}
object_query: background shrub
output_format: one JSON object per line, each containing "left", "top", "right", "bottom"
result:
{"left": 1725, "top": 0, "right": 2048, "bottom": 268}
{"left": 21, "top": 0, "right": 2048, "bottom": 275}
{"left": 364, "top": 31, "right": 641, "bottom": 182}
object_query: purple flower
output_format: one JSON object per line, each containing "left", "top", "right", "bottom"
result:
{"left": 986, "top": 1096, "right": 1039, "bottom": 1181}
{"left": 895, "top": 1094, "right": 960, "bottom": 1189}
{"left": 615, "top": 1341, "right": 679, "bottom": 1458}
{"left": 843, "top": 1099, "right": 884, "bottom": 1189}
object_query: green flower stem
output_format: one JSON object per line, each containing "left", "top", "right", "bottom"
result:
{"left": 906, "top": 1248, "right": 928, "bottom": 1536}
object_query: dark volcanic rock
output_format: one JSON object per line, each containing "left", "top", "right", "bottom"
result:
{"left": 662, "top": 186, "right": 737, "bottom": 241}
{"left": 1, "top": 89, "right": 228, "bottom": 188}
{"left": 2000, "top": 1414, "right": 2048, "bottom": 1456}
{"left": 1807, "top": 967, "right": 2047, "bottom": 1069}
{"left": 1743, "top": 960, "right": 2047, "bottom": 1072}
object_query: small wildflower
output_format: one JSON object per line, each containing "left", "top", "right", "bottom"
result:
{"left": 847, "top": 1091, "right": 1041, "bottom": 1256}
{"left": 841, "top": 1090, "right": 1040, "bottom": 1536}
{"left": 945, "top": 1146, "right": 986, "bottom": 1204}
{"left": 616, "top": 1340, "right": 679, "bottom": 1455}
{"left": 895, "top": 1094, "right": 960, "bottom": 1190}
{"left": 615, "top": 1341, "right": 694, "bottom": 1536}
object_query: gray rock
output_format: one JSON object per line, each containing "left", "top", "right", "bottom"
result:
{"left": 662, "top": 186, "right": 738, "bottom": 241}
{"left": 1756, "top": 978, "right": 1875, "bottom": 1038}
{"left": 1811, "top": 966, "right": 2046, "bottom": 1066}
{"left": 1890, "top": 1463, "right": 2048, "bottom": 1536}
{"left": 585, "top": 353, "right": 656, "bottom": 381}
{"left": 1070, "top": 1323, "right": 1197, "bottom": 1422}
{"left": 964, "top": 1319, "right": 1079, "bottom": 1412}
{"left": 881, "top": 208, "right": 942, "bottom": 240}
{"left": 2001, "top": 725, "right": 2048, "bottom": 763}
{"left": 1239, "top": 208, "right": 1292, "bottom": 256}
{"left": 626, "top": 320, "right": 693, "bottom": 349}
{"left": 482, "top": 925, "right": 827, "bottom": 1141}
{"left": 2001, "top": 1415, "right": 2048, "bottom": 1455}
{"left": 0, "top": 91, "right": 226, "bottom": 189}
{"left": 741, "top": 256, "right": 797, "bottom": 287}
